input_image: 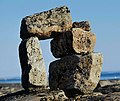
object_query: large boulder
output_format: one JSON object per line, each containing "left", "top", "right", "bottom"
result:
{"left": 49, "top": 53, "right": 103, "bottom": 95}
{"left": 20, "top": 6, "right": 72, "bottom": 40}
{"left": 19, "top": 37, "right": 48, "bottom": 90}
{"left": 51, "top": 28, "right": 96, "bottom": 58}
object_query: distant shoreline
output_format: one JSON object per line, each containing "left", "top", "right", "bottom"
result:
{"left": 0, "top": 71, "right": 120, "bottom": 83}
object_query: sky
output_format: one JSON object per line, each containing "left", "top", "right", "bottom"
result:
{"left": 0, "top": 0, "right": 120, "bottom": 78}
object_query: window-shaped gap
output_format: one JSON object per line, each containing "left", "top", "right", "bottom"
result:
{"left": 40, "top": 39, "right": 56, "bottom": 77}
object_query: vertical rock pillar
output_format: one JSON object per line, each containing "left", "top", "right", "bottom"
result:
{"left": 19, "top": 37, "right": 48, "bottom": 90}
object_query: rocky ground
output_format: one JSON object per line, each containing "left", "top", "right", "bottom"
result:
{"left": 0, "top": 79, "right": 120, "bottom": 101}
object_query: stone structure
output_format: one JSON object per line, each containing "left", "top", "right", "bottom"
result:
{"left": 20, "top": 6, "right": 72, "bottom": 40}
{"left": 19, "top": 5, "right": 103, "bottom": 98}
{"left": 19, "top": 37, "right": 48, "bottom": 90}
{"left": 49, "top": 6, "right": 103, "bottom": 96}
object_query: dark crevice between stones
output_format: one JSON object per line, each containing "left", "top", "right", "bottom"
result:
{"left": 64, "top": 88, "right": 84, "bottom": 98}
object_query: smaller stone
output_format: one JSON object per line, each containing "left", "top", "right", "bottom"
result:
{"left": 49, "top": 53, "right": 103, "bottom": 96}
{"left": 51, "top": 28, "right": 96, "bottom": 58}
{"left": 72, "top": 28, "right": 96, "bottom": 54}
{"left": 72, "top": 21, "right": 91, "bottom": 31}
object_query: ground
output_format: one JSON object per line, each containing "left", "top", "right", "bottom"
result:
{"left": 0, "top": 80, "right": 120, "bottom": 101}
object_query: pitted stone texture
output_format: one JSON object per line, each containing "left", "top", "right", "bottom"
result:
{"left": 19, "top": 37, "right": 48, "bottom": 90}
{"left": 51, "top": 31, "right": 73, "bottom": 58}
{"left": 72, "top": 21, "right": 91, "bottom": 31}
{"left": 39, "top": 90, "right": 68, "bottom": 101}
{"left": 51, "top": 28, "right": 96, "bottom": 58}
{"left": 72, "top": 28, "right": 96, "bottom": 54}
{"left": 49, "top": 53, "right": 103, "bottom": 95}
{"left": 20, "top": 6, "right": 72, "bottom": 40}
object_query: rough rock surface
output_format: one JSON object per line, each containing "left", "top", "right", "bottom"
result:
{"left": 72, "top": 28, "right": 96, "bottom": 54}
{"left": 72, "top": 21, "right": 91, "bottom": 31}
{"left": 19, "top": 37, "right": 48, "bottom": 90}
{"left": 73, "top": 92, "right": 120, "bottom": 101}
{"left": 49, "top": 53, "right": 103, "bottom": 95}
{"left": 38, "top": 90, "right": 68, "bottom": 101}
{"left": 50, "top": 31, "right": 73, "bottom": 58}
{"left": 51, "top": 28, "right": 96, "bottom": 58}
{"left": 0, "top": 83, "right": 23, "bottom": 97}
{"left": 95, "top": 83, "right": 120, "bottom": 94}
{"left": 0, "top": 89, "right": 68, "bottom": 101}
{"left": 0, "top": 80, "right": 120, "bottom": 101}
{"left": 98, "top": 79, "right": 120, "bottom": 87}
{"left": 20, "top": 6, "right": 72, "bottom": 40}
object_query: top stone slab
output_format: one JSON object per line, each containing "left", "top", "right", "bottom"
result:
{"left": 20, "top": 6, "right": 72, "bottom": 40}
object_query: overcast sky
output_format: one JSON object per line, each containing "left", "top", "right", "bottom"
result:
{"left": 0, "top": 0, "right": 120, "bottom": 78}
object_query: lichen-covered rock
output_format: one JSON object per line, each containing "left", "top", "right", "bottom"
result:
{"left": 49, "top": 53, "right": 103, "bottom": 95}
{"left": 51, "top": 28, "right": 96, "bottom": 58}
{"left": 20, "top": 6, "right": 72, "bottom": 40}
{"left": 19, "top": 37, "right": 48, "bottom": 90}
{"left": 72, "top": 21, "right": 91, "bottom": 31}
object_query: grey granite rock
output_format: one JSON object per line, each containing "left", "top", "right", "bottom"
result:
{"left": 20, "top": 6, "right": 72, "bottom": 40}
{"left": 49, "top": 53, "right": 103, "bottom": 95}
{"left": 19, "top": 37, "right": 48, "bottom": 90}
{"left": 51, "top": 28, "right": 96, "bottom": 58}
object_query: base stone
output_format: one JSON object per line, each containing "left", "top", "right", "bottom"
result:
{"left": 49, "top": 53, "right": 103, "bottom": 95}
{"left": 19, "top": 37, "right": 48, "bottom": 90}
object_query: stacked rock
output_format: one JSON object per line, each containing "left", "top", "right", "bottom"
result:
{"left": 19, "top": 5, "right": 103, "bottom": 96}
{"left": 19, "top": 37, "right": 48, "bottom": 90}
{"left": 19, "top": 6, "right": 72, "bottom": 90}
{"left": 49, "top": 18, "right": 103, "bottom": 95}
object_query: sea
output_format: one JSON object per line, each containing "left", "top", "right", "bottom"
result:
{"left": 0, "top": 72, "right": 120, "bottom": 83}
